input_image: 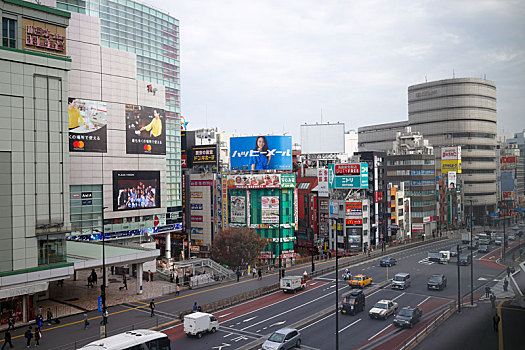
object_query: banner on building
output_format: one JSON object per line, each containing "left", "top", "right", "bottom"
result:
{"left": 125, "top": 104, "right": 166, "bottom": 155}
{"left": 68, "top": 98, "right": 107, "bottom": 152}
{"left": 500, "top": 156, "right": 516, "bottom": 170}
{"left": 317, "top": 168, "right": 329, "bottom": 197}
{"left": 230, "top": 196, "right": 246, "bottom": 223}
{"left": 221, "top": 173, "right": 228, "bottom": 230}
{"left": 190, "top": 180, "right": 213, "bottom": 186}
{"left": 346, "top": 202, "right": 362, "bottom": 215}
{"left": 346, "top": 218, "right": 362, "bottom": 225}
{"left": 230, "top": 136, "right": 292, "bottom": 170}
{"left": 412, "top": 223, "right": 424, "bottom": 232}
{"left": 502, "top": 191, "right": 515, "bottom": 200}
{"left": 328, "top": 163, "right": 369, "bottom": 189}
{"left": 190, "top": 192, "right": 203, "bottom": 198}
{"left": 261, "top": 196, "right": 280, "bottom": 223}
{"left": 447, "top": 171, "right": 457, "bottom": 190}
{"left": 192, "top": 145, "right": 217, "bottom": 165}
{"left": 227, "top": 174, "right": 281, "bottom": 189}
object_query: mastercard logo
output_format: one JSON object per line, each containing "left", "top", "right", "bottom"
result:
{"left": 144, "top": 145, "right": 152, "bottom": 152}
{"left": 73, "top": 141, "right": 84, "bottom": 148}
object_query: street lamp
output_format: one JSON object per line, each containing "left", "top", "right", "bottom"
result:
{"left": 467, "top": 200, "right": 474, "bottom": 306}
{"left": 98, "top": 206, "right": 109, "bottom": 335}
{"left": 334, "top": 219, "right": 339, "bottom": 350}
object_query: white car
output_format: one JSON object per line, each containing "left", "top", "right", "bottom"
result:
{"left": 369, "top": 299, "right": 398, "bottom": 320}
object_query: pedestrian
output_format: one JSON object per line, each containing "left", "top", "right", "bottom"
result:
{"left": 170, "top": 271, "right": 174, "bottom": 283}
{"left": 149, "top": 299, "right": 155, "bottom": 317}
{"left": 175, "top": 274, "right": 179, "bottom": 285}
{"left": 91, "top": 269, "right": 98, "bottom": 285}
{"left": 503, "top": 278, "right": 509, "bottom": 292}
{"left": 100, "top": 309, "right": 108, "bottom": 325}
{"left": 258, "top": 268, "right": 262, "bottom": 280}
{"left": 490, "top": 293, "right": 496, "bottom": 308}
{"left": 34, "top": 327, "right": 41, "bottom": 346}
{"left": 119, "top": 275, "right": 128, "bottom": 291}
{"left": 507, "top": 266, "right": 511, "bottom": 278}
{"left": 35, "top": 314, "right": 43, "bottom": 329}
{"left": 87, "top": 275, "right": 92, "bottom": 287}
{"left": 7, "top": 314, "right": 14, "bottom": 330}
{"left": 485, "top": 286, "right": 491, "bottom": 298}
{"left": 493, "top": 314, "right": 500, "bottom": 332}
{"left": 24, "top": 326, "right": 33, "bottom": 348}
{"left": 192, "top": 302, "right": 198, "bottom": 312}
{"left": 148, "top": 270, "right": 152, "bottom": 282}
{"left": 37, "top": 306, "right": 42, "bottom": 318}
{"left": 252, "top": 268, "right": 256, "bottom": 278}
{"left": 83, "top": 313, "right": 89, "bottom": 330}
{"left": 175, "top": 284, "right": 180, "bottom": 296}
{"left": 236, "top": 269, "right": 241, "bottom": 282}
{"left": 2, "top": 330, "right": 13, "bottom": 349}
{"left": 46, "top": 308, "right": 53, "bottom": 325}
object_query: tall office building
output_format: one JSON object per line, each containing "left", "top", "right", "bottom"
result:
{"left": 359, "top": 78, "right": 498, "bottom": 222}
{"left": 42, "top": 0, "right": 183, "bottom": 253}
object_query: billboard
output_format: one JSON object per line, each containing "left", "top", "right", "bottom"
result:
{"left": 125, "top": 104, "right": 166, "bottom": 155}
{"left": 500, "top": 156, "right": 516, "bottom": 170}
{"left": 227, "top": 174, "right": 281, "bottom": 189}
{"left": 68, "top": 98, "right": 107, "bottom": 152}
{"left": 441, "top": 146, "right": 462, "bottom": 174}
{"left": 230, "top": 136, "right": 292, "bottom": 170}
{"left": 113, "top": 171, "right": 160, "bottom": 211}
{"left": 230, "top": 196, "right": 246, "bottom": 223}
{"left": 346, "top": 218, "right": 362, "bottom": 225}
{"left": 328, "top": 163, "right": 369, "bottom": 189}
{"left": 502, "top": 191, "right": 515, "bottom": 200}
{"left": 317, "top": 168, "right": 329, "bottom": 197}
{"left": 261, "top": 196, "right": 280, "bottom": 223}
{"left": 300, "top": 123, "right": 345, "bottom": 154}
{"left": 441, "top": 160, "right": 462, "bottom": 173}
{"left": 447, "top": 171, "right": 457, "bottom": 190}
{"left": 192, "top": 145, "right": 217, "bottom": 165}
{"left": 346, "top": 202, "right": 362, "bottom": 215}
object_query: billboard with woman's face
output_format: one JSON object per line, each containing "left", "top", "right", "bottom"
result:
{"left": 68, "top": 98, "right": 107, "bottom": 152}
{"left": 230, "top": 136, "right": 292, "bottom": 171}
{"left": 125, "top": 104, "right": 166, "bottom": 155}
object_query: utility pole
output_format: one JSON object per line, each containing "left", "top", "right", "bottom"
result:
{"left": 335, "top": 233, "right": 339, "bottom": 350}
{"left": 469, "top": 201, "right": 474, "bottom": 306}
{"left": 457, "top": 244, "right": 461, "bottom": 313}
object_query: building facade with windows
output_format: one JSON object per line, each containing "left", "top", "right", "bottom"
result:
{"left": 359, "top": 78, "right": 498, "bottom": 222}
{"left": 0, "top": 0, "right": 74, "bottom": 323}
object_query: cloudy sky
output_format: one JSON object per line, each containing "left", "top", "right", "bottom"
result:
{"left": 148, "top": 0, "right": 525, "bottom": 140}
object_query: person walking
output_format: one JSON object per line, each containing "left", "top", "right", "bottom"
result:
{"left": 2, "top": 330, "right": 13, "bottom": 349}
{"left": 46, "top": 308, "right": 53, "bottom": 325}
{"left": 35, "top": 314, "right": 43, "bottom": 329}
{"left": 100, "top": 309, "right": 108, "bottom": 325}
{"left": 507, "top": 266, "right": 511, "bottom": 278}
{"left": 24, "top": 326, "right": 33, "bottom": 348}
{"left": 192, "top": 302, "right": 198, "bottom": 313}
{"left": 485, "top": 285, "right": 491, "bottom": 298}
{"left": 490, "top": 293, "right": 497, "bottom": 308}
{"left": 7, "top": 314, "right": 14, "bottom": 330}
{"left": 91, "top": 269, "right": 98, "bottom": 285}
{"left": 236, "top": 269, "right": 241, "bottom": 282}
{"left": 258, "top": 268, "right": 262, "bottom": 280}
{"left": 120, "top": 274, "right": 128, "bottom": 291}
{"left": 148, "top": 270, "right": 152, "bottom": 282}
{"left": 170, "top": 271, "right": 174, "bottom": 283}
{"left": 175, "top": 284, "right": 180, "bottom": 296}
{"left": 34, "top": 327, "right": 41, "bottom": 347}
{"left": 175, "top": 274, "right": 179, "bottom": 286}
{"left": 83, "top": 313, "right": 89, "bottom": 330}
{"left": 503, "top": 278, "right": 509, "bottom": 292}
{"left": 149, "top": 299, "right": 155, "bottom": 317}
{"left": 493, "top": 314, "right": 500, "bottom": 332}
{"left": 37, "top": 306, "right": 42, "bottom": 318}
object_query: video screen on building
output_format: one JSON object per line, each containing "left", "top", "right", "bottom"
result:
{"left": 125, "top": 104, "right": 166, "bottom": 155}
{"left": 230, "top": 136, "right": 292, "bottom": 171}
{"left": 68, "top": 98, "right": 107, "bottom": 152}
{"left": 113, "top": 171, "right": 160, "bottom": 211}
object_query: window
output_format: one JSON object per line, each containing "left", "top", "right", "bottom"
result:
{"left": 2, "top": 18, "right": 16, "bottom": 48}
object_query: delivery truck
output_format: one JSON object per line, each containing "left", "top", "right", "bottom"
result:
{"left": 280, "top": 276, "right": 306, "bottom": 293}
{"left": 184, "top": 312, "right": 219, "bottom": 338}
{"left": 428, "top": 251, "right": 450, "bottom": 264}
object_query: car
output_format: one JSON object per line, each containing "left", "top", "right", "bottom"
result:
{"left": 494, "top": 238, "right": 502, "bottom": 245}
{"left": 467, "top": 240, "right": 479, "bottom": 249}
{"left": 369, "top": 299, "right": 398, "bottom": 320}
{"left": 393, "top": 307, "right": 422, "bottom": 328}
{"left": 262, "top": 328, "right": 301, "bottom": 350}
{"left": 449, "top": 246, "right": 459, "bottom": 257}
{"left": 478, "top": 244, "right": 489, "bottom": 253}
{"left": 391, "top": 272, "right": 411, "bottom": 290}
{"left": 341, "top": 290, "right": 365, "bottom": 315}
{"left": 427, "top": 274, "right": 447, "bottom": 290}
{"left": 508, "top": 234, "right": 516, "bottom": 241}
{"left": 379, "top": 257, "right": 397, "bottom": 267}
{"left": 349, "top": 274, "right": 373, "bottom": 289}
{"left": 458, "top": 254, "right": 471, "bottom": 266}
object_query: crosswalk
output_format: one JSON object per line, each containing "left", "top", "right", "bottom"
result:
{"left": 418, "top": 257, "right": 435, "bottom": 265}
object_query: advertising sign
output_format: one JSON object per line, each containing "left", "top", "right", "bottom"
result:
{"left": 317, "top": 168, "right": 329, "bottom": 197}
{"left": 447, "top": 171, "right": 457, "bottom": 190}
{"left": 346, "top": 218, "right": 362, "bottom": 225}
{"left": 68, "top": 98, "right": 107, "bottom": 152}
{"left": 191, "top": 216, "right": 203, "bottom": 222}
{"left": 230, "top": 136, "right": 292, "bottom": 170}
{"left": 230, "top": 196, "right": 246, "bottom": 223}
{"left": 300, "top": 123, "right": 345, "bottom": 154}
{"left": 113, "top": 171, "right": 160, "bottom": 211}
{"left": 221, "top": 173, "right": 228, "bottom": 230}
{"left": 500, "top": 156, "right": 516, "bottom": 170}
{"left": 441, "top": 160, "right": 462, "bottom": 173}
{"left": 190, "top": 192, "right": 203, "bottom": 198}
{"left": 441, "top": 146, "right": 461, "bottom": 160}
{"left": 346, "top": 202, "right": 362, "bottom": 215}
{"left": 190, "top": 204, "right": 203, "bottom": 210}
{"left": 192, "top": 145, "right": 217, "bottom": 165}
{"left": 281, "top": 174, "right": 296, "bottom": 188}
{"left": 190, "top": 180, "right": 213, "bottom": 187}
{"left": 125, "top": 104, "right": 166, "bottom": 155}
{"left": 328, "top": 163, "right": 369, "bottom": 189}
{"left": 227, "top": 174, "right": 281, "bottom": 189}
{"left": 502, "top": 191, "right": 515, "bottom": 200}
{"left": 261, "top": 196, "right": 280, "bottom": 223}
{"left": 335, "top": 164, "right": 360, "bottom": 175}
{"left": 412, "top": 223, "right": 424, "bottom": 232}
{"left": 22, "top": 18, "right": 66, "bottom": 55}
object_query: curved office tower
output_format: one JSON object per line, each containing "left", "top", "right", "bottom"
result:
{"left": 408, "top": 78, "right": 497, "bottom": 218}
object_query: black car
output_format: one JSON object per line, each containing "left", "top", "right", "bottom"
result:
{"left": 393, "top": 307, "right": 422, "bottom": 328}
{"left": 427, "top": 274, "right": 447, "bottom": 290}
{"left": 341, "top": 290, "right": 365, "bottom": 315}
{"left": 379, "top": 257, "right": 397, "bottom": 267}
{"left": 458, "top": 254, "right": 471, "bottom": 266}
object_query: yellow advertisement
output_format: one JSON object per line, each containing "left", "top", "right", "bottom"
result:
{"left": 441, "top": 160, "right": 462, "bottom": 173}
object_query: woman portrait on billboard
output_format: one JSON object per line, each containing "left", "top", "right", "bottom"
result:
{"left": 250, "top": 136, "right": 271, "bottom": 170}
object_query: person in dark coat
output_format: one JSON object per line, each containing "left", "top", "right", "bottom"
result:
{"left": 503, "top": 278, "right": 509, "bottom": 292}
{"left": 24, "top": 326, "right": 33, "bottom": 348}
{"left": 236, "top": 269, "right": 241, "bottom": 282}
{"left": 149, "top": 299, "right": 155, "bottom": 317}
{"left": 175, "top": 274, "right": 180, "bottom": 285}
{"left": 192, "top": 302, "right": 198, "bottom": 312}
{"left": 493, "top": 314, "right": 500, "bottom": 332}
{"left": 258, "top": 268, "right": 262, "bottom": 280}
{"left": 485, "top": 285, "right": 491, "bottom": 298}
{"left": 490, "top": 293, "right": 497, "bottom": 308}
{"left": 34, "top": 327, "right": 41, "bottom": 346}
{"left": 2, "top": 330, "right": 13, "bottom": 349}
{"left": 7, "top": 314, "right": 14, "bottom": 330}
{"left": 507, "top": 266, "right": 511, "bottom": 278}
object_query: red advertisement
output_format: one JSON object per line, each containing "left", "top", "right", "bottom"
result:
{"left": 375, "top": 191, "right": 383, "bottom": 203}
{"left": 191, "top": 216, "right": 203, "bottom": 222}
{"left": 346, "top": 219, "right": 362, "bottom": 225}
{"left": 335, "top": 163, "right": 360, "bottom": 175}
{"left": 190, "top": 180, "right": 213, "bottom": 186}
{"left": 346, "top": 202, "right": 362, "bottom": 215}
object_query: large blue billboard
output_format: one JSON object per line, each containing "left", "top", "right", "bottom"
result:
{"left": 230, "top": 136, "right": 292, "bottom": 171}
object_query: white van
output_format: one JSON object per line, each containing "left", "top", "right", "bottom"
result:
{"left": 280, "top": 276, "right": 306, "bottom": 293}
{"left": 184, "top": 312, "right": 219, "bottom": 338}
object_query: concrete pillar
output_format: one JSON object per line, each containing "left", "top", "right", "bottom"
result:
{"left": 165, "top": 232, "right": 171, "bottom": 260}
{"left": 136, "top": 263, "right": 143, "bottom": 295}
{"left": 74, "top": 270, "right": 78, "bottom": 281}
{"left": 22, "top": 295, "right": 28, "bottom": 323}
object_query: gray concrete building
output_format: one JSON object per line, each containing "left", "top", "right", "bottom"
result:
{"left": 359, "top": 78, "right": 498, "bottom": 221}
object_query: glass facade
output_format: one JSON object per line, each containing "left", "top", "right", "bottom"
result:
{"left": 70, "top": 185, "right": 104, "bottom": 236}
{"left": 57, "top": 0, "right": 182, "bottom": 210}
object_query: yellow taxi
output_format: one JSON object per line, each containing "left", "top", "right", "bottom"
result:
{"left": 349, "top": 274, "right": 372, "bottom": 289}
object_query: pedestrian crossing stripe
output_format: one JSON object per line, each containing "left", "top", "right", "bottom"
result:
{"left": 418, "top": 258, "right": 434, "bottom": 265}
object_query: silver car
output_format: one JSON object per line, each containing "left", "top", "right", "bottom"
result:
{"left": 262, "top": 328, "right": 301, "bottom": 350}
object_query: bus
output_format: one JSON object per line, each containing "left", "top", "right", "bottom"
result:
{"left": 79, "top": 329, "right": 170, "bottom": 350}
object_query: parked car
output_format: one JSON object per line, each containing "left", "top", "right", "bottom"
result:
{"left": 458, "top": 254, "right": 471, "bottom": 266}
{"left": 369, "top": 299, "right": 398, "bottom": 320}
{"left": 393, "top": 307, "right": 422, "bottom": 328}
{"left": 349, "top": 274, "right": 373, "bottom": 289}
{"left": 341, "top": 290, "right": 365, "bottom": 315}
{"left": 478, "top": 244, "right": 489, "bottom": 253}
{"left": 391, "top": 273, "right": 411, "bottom": 290}
{"left": 262, "top": 328, "right": 301, "bottom": 350}
{"left": 379, "top": 257, "right": 397, "bottom": 267}
{"left": 427, "top": 274, "right": 447, "bottom": 290}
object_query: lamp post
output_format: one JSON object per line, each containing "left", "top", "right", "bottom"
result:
{"left": 334, "top": 219, "right": 339, "bottom": 350}
{"left": 467, "top": 200, "right": 474, "bottom": 306}
{"left": 457, "top": 244, "right": 461, "bottom": 313}
{"left": 99, "top": 206, "right": 108, "bottom": 335}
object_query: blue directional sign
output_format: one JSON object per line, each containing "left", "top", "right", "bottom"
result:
{"left": 490, "top": 213, "right": 499, "bottom": 217}
{"left": 328, "top": 163, "right": 369, "bottom": 189}
{"left": 98, "top": 296, "right": 102, "bottom": 313}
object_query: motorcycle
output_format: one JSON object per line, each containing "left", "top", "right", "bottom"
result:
{"left": 342, "top": 271, "right": 352, "bottom": 280}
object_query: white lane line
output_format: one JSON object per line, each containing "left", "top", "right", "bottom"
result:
{"left": 243, "top": 317, "right": 257, "bottom": 323}
{"left": 219, "top": 312, "right": 233, "bottom": 318}
{"left": 417, "top": 296, "right": 431, "bottom": 306}
{"left": 338, "top": 318, "right": 361, "bottom": 333}
{"left": 298, "top": 313, "right": 333, "bottom": 331}
{"left": 368, "top": 324, "right": 392, "bottom": 340}
{"left": 392, "top": 292, "right": 405, "bottom": 301}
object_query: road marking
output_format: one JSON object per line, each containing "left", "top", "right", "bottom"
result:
{"left": 270, "top": 321, "right": 286, "bottom": 327}
{"left": 298, "top": 313, "right": 333, "bottom": 331}
{"left": 478, "top": 277, "right": 488, "bottom": 281}
{"left": 243, "top": 317, "right": 257, "bottom": 323}
{"left": 417, "top": 296, "right": 431, "bottom": 306}
{"left": 316, "top": 277, "right": 335, "bottom": 281}
{"left": 368, "top": 324, "right": 392, "bottom": 340}
{"left": 392, "top": 292, "right": 405, "bottom": 301}
{"left": 219, "top": 313, "right": 233, "bottom": 318}
{"left": 223, "top": 333, "right": 232, "bottom": 338}
{"left": 418, "top": 258, "right": 434, "bottom": 265}
{"left": 338, "top": 318, "right": 361, "bottom": 333}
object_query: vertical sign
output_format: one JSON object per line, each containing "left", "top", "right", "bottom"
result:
{"left": 317, "top": 167, "right": 329, "bottom": 197}
{"left": 221, "top": 173, "right": 228, "bottom": 230}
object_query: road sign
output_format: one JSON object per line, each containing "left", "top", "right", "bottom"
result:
{"left": 98, "top": 296, "right": 102, "bottom": 313}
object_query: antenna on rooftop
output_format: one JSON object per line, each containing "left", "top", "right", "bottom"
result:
{"left": 453, "top": 69, "right": 455, "bottom": 78}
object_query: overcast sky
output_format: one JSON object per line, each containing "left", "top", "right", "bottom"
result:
{"left": 147, "top": 0, "right": 525, "bottom": 141}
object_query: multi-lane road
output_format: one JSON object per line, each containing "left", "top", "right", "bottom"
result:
{"left": 164, "top": 237, "right": 506, "bottom": 349}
